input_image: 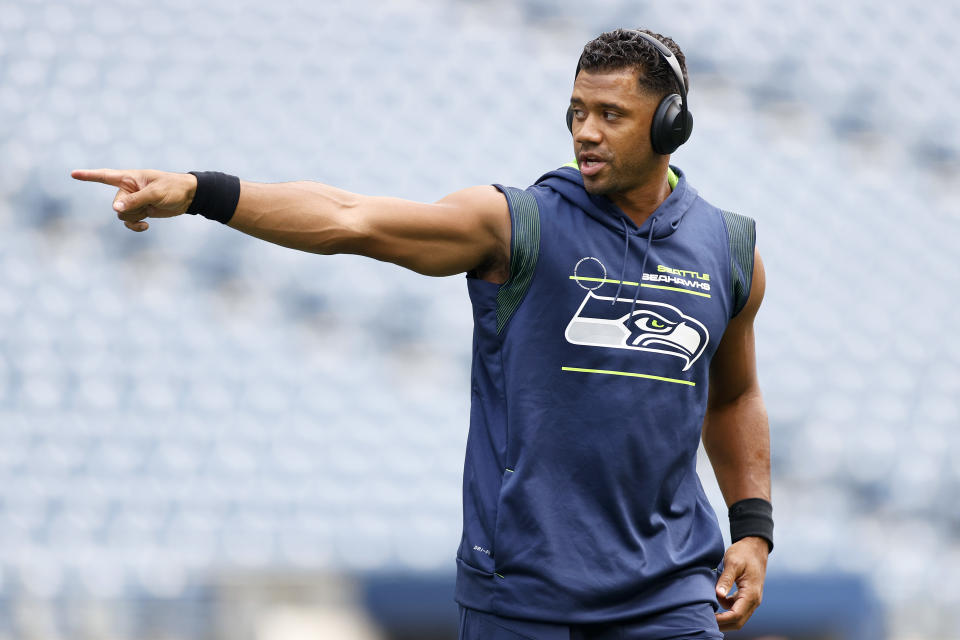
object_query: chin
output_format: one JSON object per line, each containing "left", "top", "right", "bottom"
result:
{"left": 582, "top": 178, "right": 613, "bottom": 196}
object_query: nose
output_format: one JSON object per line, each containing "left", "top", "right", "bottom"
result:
{"left": 574, "top": 113, "right": 603, "bottom": 145}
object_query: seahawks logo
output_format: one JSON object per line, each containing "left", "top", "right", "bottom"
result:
{"left": 564, "top": 292, "right": 709, "bottom": 371}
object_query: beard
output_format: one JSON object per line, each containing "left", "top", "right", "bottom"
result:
{"left": 581, "top": 154, "right": 660, "bottom": 198}
{"left": 582, "top": 165, "right": 632, "bottom": 196}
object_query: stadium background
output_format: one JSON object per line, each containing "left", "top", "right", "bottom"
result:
{"left": 1, "top": 0, "right": 958, "bottom": 638}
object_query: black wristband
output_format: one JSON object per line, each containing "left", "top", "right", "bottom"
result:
{"left": 186, "top": 171, "right": 241, "bottom": 224}
{"left": 729, "top": 498, "right": 773, "bottom": 552}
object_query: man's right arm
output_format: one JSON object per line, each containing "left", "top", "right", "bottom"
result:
{"left": 70, "top": 169, "right": 512, "bottom": 281}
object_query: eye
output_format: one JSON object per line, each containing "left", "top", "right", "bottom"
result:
{"left": 571, "top": 108, "right": 585, "bottom": 119}
{"left": 632, "top": 314, "right": 673, "bottom": 333}
{"left": 603, "top": 111, "right": 619, "bottom": 121}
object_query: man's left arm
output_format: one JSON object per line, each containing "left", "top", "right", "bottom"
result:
{"left": 702, "top": 248, "right": 770, "bottom": 632}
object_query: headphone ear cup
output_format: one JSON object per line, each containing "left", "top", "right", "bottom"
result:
{"left": 650, "top": 94, "right": 693, "bottom": 155}
{"left": 566, "top": 107, "right": 574, "bottom": 133}
{"left": 675, "top": 109, "right": 693, "bottom": 147}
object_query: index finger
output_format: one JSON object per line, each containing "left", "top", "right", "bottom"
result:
{"left": 70, "top": 169, "right": 130, "bottom": 188}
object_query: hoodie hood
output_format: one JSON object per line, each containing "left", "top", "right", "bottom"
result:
{"left": 534, "top": 164, "right": 697, "bottom": 240}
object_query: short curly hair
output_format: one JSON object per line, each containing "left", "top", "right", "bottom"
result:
{"left": 577, "top": 29, "right": 688, "bottom": 98}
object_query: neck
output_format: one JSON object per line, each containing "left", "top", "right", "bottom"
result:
{"left": 609, "top": 166, "right": 673, "bottom": 227}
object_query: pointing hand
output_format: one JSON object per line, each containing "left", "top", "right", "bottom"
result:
{"left": 71, "top": 169, "right": 198, "bottom": 232}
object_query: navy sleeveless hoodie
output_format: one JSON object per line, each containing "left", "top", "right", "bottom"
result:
{"left": 455, "top": 165, "right": 755, "bottom": 624}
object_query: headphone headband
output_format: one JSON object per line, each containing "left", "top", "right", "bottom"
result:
{"left": 627, "top": 30, "right": 687, "bottom": 101}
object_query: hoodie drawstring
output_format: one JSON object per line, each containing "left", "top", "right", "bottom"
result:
{"left": 608, "top": 216, "right": 661, "bottom": 321}
{"left": 611, "top": 215, "right": 658, "bottom": 321}
{"left": 612, "top": 217, "right": 632, "bottom": 304}
{"left": 629, "top": 216, "right": 658, "bottom": 318}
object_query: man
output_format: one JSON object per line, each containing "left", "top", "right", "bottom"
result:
{"left": 73, "top": 28, "right": 771, "bottom": 640}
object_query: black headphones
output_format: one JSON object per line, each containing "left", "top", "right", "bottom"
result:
{"left": 566, "top": 30, "right": 693, "bottom": 155}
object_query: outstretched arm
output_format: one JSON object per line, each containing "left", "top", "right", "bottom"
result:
{"left": 70, "top": 169, "right": 511, "bottom": 280}
{"left": 701, "top": 249, "right": 770, "bottom": 632}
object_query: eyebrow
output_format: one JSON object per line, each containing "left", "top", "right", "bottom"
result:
{"left": 569, "top": 98, "right": 629, "bottom": 111}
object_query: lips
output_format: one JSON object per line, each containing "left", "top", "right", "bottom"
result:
{"left": 579, "top": 153, "right": 609, "bottom": 177}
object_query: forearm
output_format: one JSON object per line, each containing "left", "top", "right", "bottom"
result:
{"left": 227, "top": 180, "right": 365, "bottom": 255}
{"left": 702, "top": 388, "right": 770, "bottom": 505}
{"left": 226, "top": 180, "right": 507, "bottom": 277}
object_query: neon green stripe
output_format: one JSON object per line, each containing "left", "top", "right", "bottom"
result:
{"left": 561, "top": 366, "right": 695, "bottom": 386}
{"left": 495, "top": 572, "right": 505, "bottom": 579}
{"left": 505, "top": 468, "right": 514, "bottom": 473}
{"left": 640, "top": 283, "right": 711, "bottom": 298}
{"left": 562, "top": 160, "right": 579, "bottom": 169}
{"left": 569, "top": 276, "right": 709, "bottom": 297}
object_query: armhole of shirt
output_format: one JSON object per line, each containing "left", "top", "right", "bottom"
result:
{"left": 492, "top": 185, "right": 540, "bottom": 334}
{"left": 720, "top": 210, "right": 756, "bottom": 318}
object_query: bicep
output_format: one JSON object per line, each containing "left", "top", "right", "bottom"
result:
{"left": 708, "top": 249, "right": 766, "bottom": 406}
{"left": 344, "top": 185, "right": 510, "bottom": 277}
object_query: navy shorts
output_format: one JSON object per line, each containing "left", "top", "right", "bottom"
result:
{"left": 457, "top": 604, "right": 723, "bottom": 640}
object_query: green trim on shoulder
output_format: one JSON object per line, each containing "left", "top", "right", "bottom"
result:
{"left": 496, "top": 187, "right": 541, "bottom": 334}
{"left": 562, "top": 160, "right": 579, "bottom": 169}
{"left": 720, "top": 210, "right": 756, "bottom": 317}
